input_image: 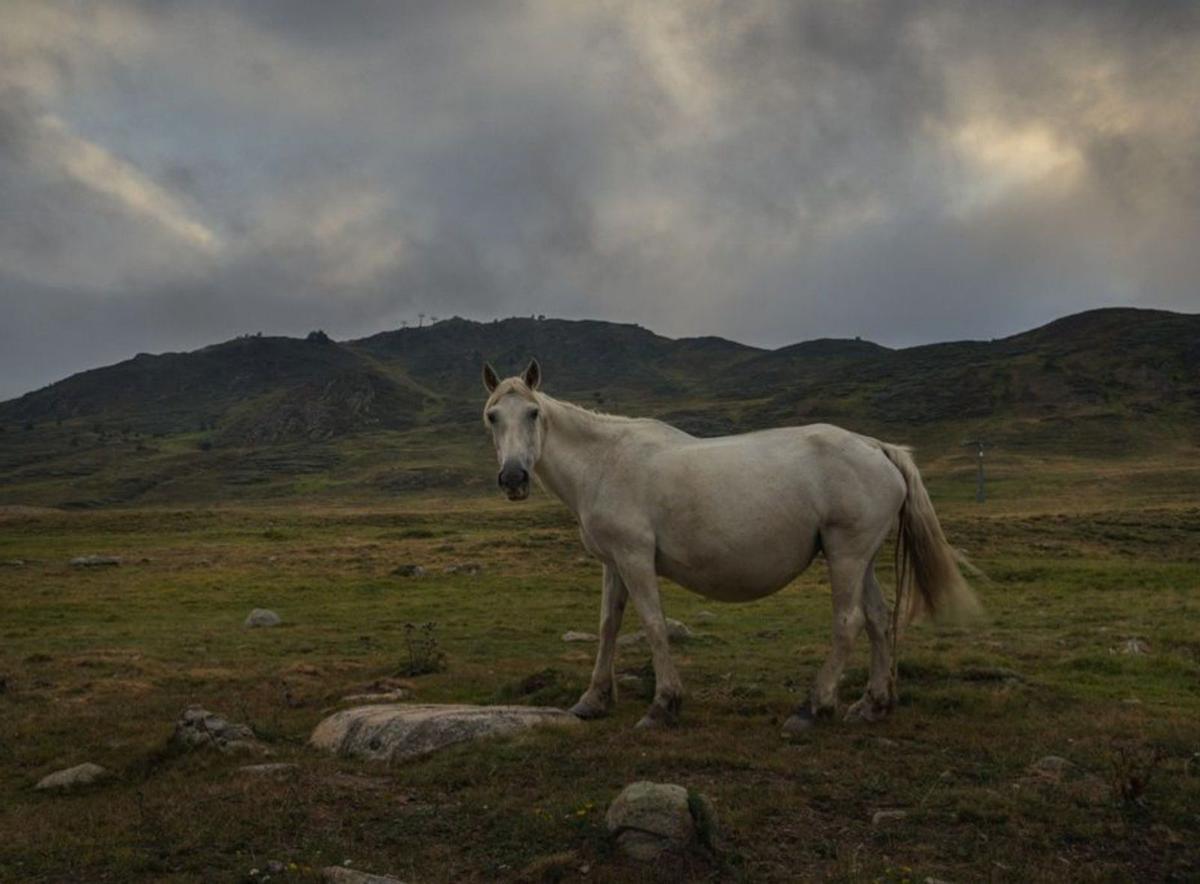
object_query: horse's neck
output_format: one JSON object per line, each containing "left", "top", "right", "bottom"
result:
{"left": 534, "top": 395, "right": 625, "bottom": 516}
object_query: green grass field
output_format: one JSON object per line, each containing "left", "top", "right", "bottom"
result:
{"left": 1, "top": 464, "right": 1199, "bottom": 882}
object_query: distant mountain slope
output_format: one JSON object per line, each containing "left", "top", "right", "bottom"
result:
{"left": 353, "top": 316, "right": 762, "bottom": 397}
{"left": 0, "top": 307, "right": 1196, "bottom": 505}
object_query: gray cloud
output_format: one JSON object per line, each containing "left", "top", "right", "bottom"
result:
{"left": 1, "top": 0, "right": 1198, "bottom": 399}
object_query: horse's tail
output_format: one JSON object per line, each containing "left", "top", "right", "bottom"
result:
{"left": 877, "top": 442, "right": 982, "bottom": 630}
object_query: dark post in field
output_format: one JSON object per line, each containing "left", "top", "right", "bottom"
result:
{"left": 962, "top": 439, "right": 989, "bottom": 503}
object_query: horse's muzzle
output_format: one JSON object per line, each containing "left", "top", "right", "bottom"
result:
{"left": 498, "top": 464, "right": 530, "bottom": 501}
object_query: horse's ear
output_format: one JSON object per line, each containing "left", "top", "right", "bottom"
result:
{"left": 523, "top": 358, "right": 541, "bottom": 391}
{"left": 483, "top": 362, "right": 500, "bottom": 393}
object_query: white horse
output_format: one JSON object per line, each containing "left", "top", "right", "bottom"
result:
{"left": 482, "top": 360, "right": 979, "bottom": 734}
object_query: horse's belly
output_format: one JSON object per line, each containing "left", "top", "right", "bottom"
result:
{"left": 655, "top": 539, "right": 818, "bottom": 602}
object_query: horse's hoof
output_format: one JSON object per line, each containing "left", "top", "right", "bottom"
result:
{"left": 844, "top": 697, "right": 890, "bottom": 724}
{"left": 634, "top": 704, "right": 678, "bottom": 730}
{"left": 569, "top": 701, "right": 609, "bottom": 721}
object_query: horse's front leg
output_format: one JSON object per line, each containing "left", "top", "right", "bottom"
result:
{"left": 569, "top": 563, "right": 628, "bottom": 720}
{"left": 617, "top": 557, "right": 683, "bottom": 729}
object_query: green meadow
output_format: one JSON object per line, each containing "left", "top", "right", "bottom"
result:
{"left": 1, "top": 454, "right": 1198, "bottom": 882}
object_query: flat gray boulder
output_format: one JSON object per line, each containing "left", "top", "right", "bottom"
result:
{"left": 310, "top": 703, "right": 581, "bottom": 763}
{"left": 244, "top": 608, "right": 281, "bottom": 628}
{"left": 35, "top": 762, "right": 109, "bottom": 790}
{"left": 606, "top": 781, "right": 718, "bottom": 861}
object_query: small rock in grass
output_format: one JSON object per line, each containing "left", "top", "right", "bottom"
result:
{"left": 391, "top": 564, "right": 425, "bottom": 578}
{"left": 872, "top": 809, "right": 908, "bottom": 825}
{"left": 341, "top": 689, "right": 410, "bottom": 704}
{"left": 1116, "top": 637, "right": 1150, "bottom": 655}
{"left": 36, "top": 762, "right": 109, "bottom": 790}
{"left": 238, "top": 763, "right": 299, "bottom": 777}
{"left": 244, "top": 609, "right": 281, "bottom": 628}
{"left": 321, "top": 867, "right": 406, "bottom": 883}
{"left": 606, "top": 781, "right": 718, "bottom": 861}
{"left": 1, "top": 559, "right": 25, "bottom": 567}
{"left": 617, "top": 618, "right": 693, "bottom": 646}
{"left": 443, "top": 562, "right": 482, "bottom": 575}
{"left": 172, "top": 706, "right": 265, "bottom": 754}
{"left": 562, "top": 631, "right": 598, "bottom": 643}
{"left": 1030, "top": 755, "right": 1073, "bottom": 776}
{"left": 70, "top": 555, "right": 121, "bottom": 567}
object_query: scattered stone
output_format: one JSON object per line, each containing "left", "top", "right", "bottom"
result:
{"left": 391, "top": 564, "right": 426, "bottom": 578}
{"left": 617, "top": 618, "right": 693, "bottom": 646}
{"left": 443, "top": 562, "right": 482, "bottom": 575}
{"left": 321, "top": 868, "right": 406, "bottom": 884}
{"left": 238, "top": 763, "right": 299, "bottom": 776}
{"left": 1030, "top": 756, "right": 1073, "bottom": 777}
{"left": 562, "top": 631, "right": 598, "bottom": 643}
{"left": 872, "top": 809, "right": 909, "bottom": 825}
{"left": 35, "top": 762, "right": 109, "bottom": 790}
{"left": 1024, "top": 755, "right": 1109, "bottom": 804}
{"left": 694, "top": 610, "right": 717, "bottom": 622}
{"left": 285, "top": 663, "right": 322, "bottom": 677}
{"left": 70, "top": 555, "right": 121, "bottom": 567}
{"left": 311, "top": 704, "right": 581, "bottom": 762}
{"left": 244, "top": 609, "right": 281, "bottom": 628}
{"left": 606, "top": 781, "right": 717, "bottom": 861}
{"left": 341, "top": 689, "right": 411, "bottom": 704}
{"left": 1117, "top": 637, "right": 1150, "bottom": 655}
{"left": 172, "top": 706, "right": 265, "bottom": 754}
{"left": 959, "top": 666, "right": 1024, "bottom": 683}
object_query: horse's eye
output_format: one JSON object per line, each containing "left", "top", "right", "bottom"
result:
{"left": 486, "top": 412, "right": 497, "bottom": 424}
{"left": 529, "top": 409, "right": 540, "bottom": 421}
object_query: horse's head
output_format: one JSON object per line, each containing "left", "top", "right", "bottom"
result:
{"left": 482, "top": 359, "right": 545, "bottom": 501}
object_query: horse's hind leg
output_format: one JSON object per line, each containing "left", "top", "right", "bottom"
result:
{"left": 782, "top": 547, "right": 867, "bottom": 736}
{"left": 845, "top": 559, "right": 896, "bottom": 722}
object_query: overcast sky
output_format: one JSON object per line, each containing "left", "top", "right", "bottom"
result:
{"left": 2, "top": 1, "right": 1198, "bottom": 399}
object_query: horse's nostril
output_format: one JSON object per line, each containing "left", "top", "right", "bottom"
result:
{"left": 498, "top": 465, "right": 529, "bottom": 490}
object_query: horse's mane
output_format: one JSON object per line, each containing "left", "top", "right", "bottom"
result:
{"left": 540, "top": 393, "right": 643, "bottom": 424}
{"left": 485, "top": 379, "right": 644, "bottom": 425}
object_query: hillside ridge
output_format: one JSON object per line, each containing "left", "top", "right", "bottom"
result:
{"left": 1, "top": 306, "right": 1197, "bottom": 506}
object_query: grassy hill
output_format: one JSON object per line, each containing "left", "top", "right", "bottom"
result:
{"left": 0, "top": 307, "right": 1197, "bottom": 507}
